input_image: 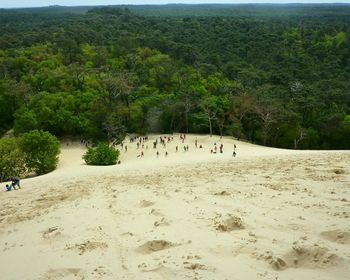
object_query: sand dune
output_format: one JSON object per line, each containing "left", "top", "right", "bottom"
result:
{"left": 1, "top": 134, "right": 349, "bottom": 280}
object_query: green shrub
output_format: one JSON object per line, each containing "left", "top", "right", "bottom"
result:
{"left": 0, "top": 138, "right": 27, "bottom": 182}
{"left": 19, "top": 130, "right": 60, "bottom": 175}
{"left": 83, "top": 143, "right": 119, "bottom": 165}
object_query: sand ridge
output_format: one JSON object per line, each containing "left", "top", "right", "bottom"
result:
{"left": 0, "top": 134, "right": 350, "bottom": 280}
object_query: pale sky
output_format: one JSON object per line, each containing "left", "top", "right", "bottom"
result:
{"left": 1, "top": 1, "right": 349, "bottom": 8}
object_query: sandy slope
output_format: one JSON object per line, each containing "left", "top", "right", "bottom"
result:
{"left": 0, "top": 134, "right": 349, "bottom": 280}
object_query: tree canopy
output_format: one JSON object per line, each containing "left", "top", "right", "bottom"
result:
{"left": 0, "top": 4, "right": 349, "bottom": 149}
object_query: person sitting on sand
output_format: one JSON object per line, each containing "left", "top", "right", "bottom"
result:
{"left": 8, "top": 176, "right": 21, "bottom": 190}
{"left": 5, "top": 184, "right": 12, "bottom": 191}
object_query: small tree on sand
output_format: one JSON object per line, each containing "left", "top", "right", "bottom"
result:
{"left": 0, "top": 138, "right": 27, "bottom": 181}
{"left": 83, "top": 143, "right": 119, "bottom": 166}
{"left": 19, "top": 130, "right": 60, "bottom": 175}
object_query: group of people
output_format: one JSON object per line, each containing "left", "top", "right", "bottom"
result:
{"left": 4, "top": 176, "right": 21, "bottom": 191}
{"left": 120, "top": 134, "right": 238, "bottom": 159}
{"left": 210, "top": 142, "right": 224, "bottom": 154}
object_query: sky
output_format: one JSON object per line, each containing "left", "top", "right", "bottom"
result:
{"left": 1, "top": 0, "right": 350, "bottom": 8}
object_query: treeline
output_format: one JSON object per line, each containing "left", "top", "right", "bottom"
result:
{"left": 0, "top": 6, "right": 349, "bottom": 149}
{"left": 4, "top": 4, "right": 350, "bottom": 18}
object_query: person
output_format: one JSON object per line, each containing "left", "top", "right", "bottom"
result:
{"left": 156, "top": 151, "right": 159, "bottom": 158}
{"left": 9, "top": 176, "right": 21, "bottom": 190}
{"left": 233, "top": 151, "right": 236, "bottom": 157}
{"left": 5, "top": 184, "right": 12, "bottom": 191}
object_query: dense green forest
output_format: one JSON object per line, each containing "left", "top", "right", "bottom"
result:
{"left": 0, "top": 5, "right": 349, "bottom": 149}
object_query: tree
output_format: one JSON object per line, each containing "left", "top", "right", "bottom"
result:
{"left": 13, "top": 108, "right": 38, "bottom": 135}
{"left": 215, "top": 94, "right": 231, "bottom": 138}
{"left": 254, "top": 101, "right": 280, "bottom": 146}
{"left": 83, "top": 143, "right": 120, "bottom": 166}
{"left": 175, "top": 69, "right": 202, "bottom": 133}
{"left": 19, "top": 130, "right": 60, "bottom": 175}
{"left": 0, "top": 138, "right": 26, "bottom": 182}
{"left": 102, "top": 113, "right": 127, "bottom": 144}
{"left": 199, "top": 94, "right": 218, "bottom": 137}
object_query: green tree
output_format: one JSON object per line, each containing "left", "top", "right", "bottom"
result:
{"left": 0, "top": 138, "right": 26, "bottom": 182}
{"left": 83, "top": 143, "right": 120, "bottom": 166}
{"left": 19, "top": 130, "right": 60, "bottom": 175}
{"left": 199, "top": 94, "right": 218, "bottom": 137}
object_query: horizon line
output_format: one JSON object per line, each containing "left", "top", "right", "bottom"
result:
{"left": 1, "top": 2, "right": 350, "bottom": 9}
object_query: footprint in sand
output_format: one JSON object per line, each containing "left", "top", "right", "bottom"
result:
{"left": 65, "top": 240, "right": 108, "bottom": 255}
{"left": 42, "top": 226, "right": 62, "bottom": 239}
{"left": 184, "top": 263, "right": 207, "bottom": 270}
{"left": 40, "top": 268, "right": 81, "bottom": 279}
{"left": 213, "top": 190, "right": 231, "bottom": 196}
{"left": 149, "top": 208, "right": 162, "bottom": 216}
{"left": 154, "top": 217, "right": 170, "bottom": 227}
{"left": 333, "top": 169, "right": 346, "bottom": 175}
{"left": 215, "top": 215, "right": 245, "bottom": 232}
{"left": 321, "top": 230, "right": 350, "bottom": 244}
{"left": 137, "top": 240, "right": 178, "bottom": 254}
{"left": 259, "top": 243, "right": 342, "bottom": 271}
{"left": 140, "top": 200, "right": 155, "bottom": 208}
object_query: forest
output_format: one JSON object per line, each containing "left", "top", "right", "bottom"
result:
{"left": 0, "top": 4, "right": 350, "bottom": 149}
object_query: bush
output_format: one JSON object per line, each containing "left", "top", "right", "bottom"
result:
{"left": 19, "top": 130, "right": 60, "bottom": 175}
{"left": 0, "top": 138, "right": 27, "bottom": 182}
{"left": 83, "top": 143, "right": 119, "bottom": 165}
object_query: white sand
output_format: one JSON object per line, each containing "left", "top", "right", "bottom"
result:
{"left": 0, "top": 134, "right": 349, "bottom": 280}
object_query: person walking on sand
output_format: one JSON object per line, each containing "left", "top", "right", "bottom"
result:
{"left": 156, "top": 151, "right": 159, "bottom": 158}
